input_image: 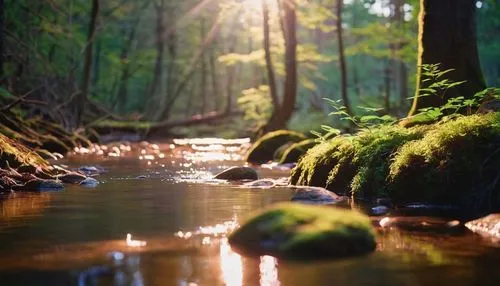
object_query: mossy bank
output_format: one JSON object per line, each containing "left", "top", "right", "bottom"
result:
{"left": 291, "top": 113, "right": 500, "bottom": 215}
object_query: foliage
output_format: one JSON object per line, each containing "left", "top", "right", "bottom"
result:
{"left": 238, "top": 85, "right": 273, "bottom": 129}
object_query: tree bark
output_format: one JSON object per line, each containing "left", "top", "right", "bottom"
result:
{"left": 76, "top": 0, "right": 99, "bottom": 127}
{"left": 148, "top": 0, "right": 166, "bottom": 105}
{"left": 409, "top": 0, "right": 486, "bottom": 116}
{"left": 262, "top": 0, "right": 279, "bottom": 109}
{"left": 280, "top": 0, "right": 298, "bottom": 124}
{"left": 336, "top": 0, "right": 352, "bottom": 115}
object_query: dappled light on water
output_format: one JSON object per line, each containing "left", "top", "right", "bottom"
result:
{"left": 126, "top": 233, "right": 147, "bottom": 248}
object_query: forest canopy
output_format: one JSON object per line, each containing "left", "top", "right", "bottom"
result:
{"left": 0, "top": 0, "right": 498, "bottom": 138}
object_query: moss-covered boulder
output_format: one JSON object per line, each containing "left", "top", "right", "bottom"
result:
{"left": 279, "top": 139, "right": 319, "bottom": 164}
{"left": 214, "top": 166, "right": 259, "bottom": 181}
{"left": 389, "top": 113, "right": 500, "bottom": 211}
{"left": 229, "top": 203, "right": 376, "bottom": 259}
{"left": 246, "top": 130, "right": 306, "bottom": 164}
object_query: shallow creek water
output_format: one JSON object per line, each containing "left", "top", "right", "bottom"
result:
{"left": 0, "top": 138, "right": 499, "bottom": 286}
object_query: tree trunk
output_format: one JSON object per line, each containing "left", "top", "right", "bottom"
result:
{"left": 148, "top": 0, "right": 166, "bottom": 109}
{"left": 209, "top": 42, "right": 220, "bottom": 111}
{"left": 199, "top": 17, "right": 207, "bottom": 114}
{"left": 336, "top": 0, "right": 352, "bottom": 115}
{"left": 116, "top": 16, "right": 141, "bottom": 113}
{"left": 384, "top": 63, "right": 391, "bottom": 112}
{"left": 76, "top": 0, "right": 99, "bottom": 127}
{"left": 391, "top": 0, "right": 409, "bottom": 110}
{"left": 262, "top": 0, "right": 279, "bottom": 109}
{"left": 409, "top": 0, "right": 486, "bottom": 116}
{"left": 280, "top": 0, "right": 298, "bottom": 124}
{"left": 92, "top": 39, "right": 101, "bottom": 88}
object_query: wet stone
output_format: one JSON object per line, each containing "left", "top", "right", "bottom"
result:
{"left": 57, "top": 172, "right": 87, "bottom": 184}
{"left": 465, "top": 214, "right": 500, "bottom": 241}
{"left": 79, "top": 166, "right": 106, "bottom": 176}
{"left": 80, "top": 177, "right": 100, "bottom": 188}
{"left": 14, "top": 179, "right": 65, "bottom": 192}
{"left": 291, "top": 186, "right": 342, "bottom": 204}
{"left": 243, "top": 179, "right": 276, "bottom": 189}
{"left": 214, "top": 166, "right": 259, "bottom": 181}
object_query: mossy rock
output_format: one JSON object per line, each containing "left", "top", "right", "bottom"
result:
{"left": 279, "top": 139, "right": 319, "bottom": 164}
{"left": 214, "top": 166, "right": 259, "bottom": 181}
{"left": 229, "top": 203, "right": 376, "bottom": 259}
{"left": 246, "top": 130, "right": 307, "bottom": 164}
{"left": 389, "top": 113, "right": 500, "bottom": 212}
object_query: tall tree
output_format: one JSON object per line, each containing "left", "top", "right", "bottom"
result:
{"left": 76, "top": 0, "right": 99, "bottom": 126}
{"left": 263, "top": 0, "right": 298, "bottom": 131}
{"left": 148, "top": 0, "right": 166, "bottom": 109}
{"left": 409, "top": 0, "right": 486, "bottom": 116}
{"left": 336, "top": 0, "right": 352, "bottom": 115}
{"left": 262, "top": 0, "right": 279, "bottom": 113}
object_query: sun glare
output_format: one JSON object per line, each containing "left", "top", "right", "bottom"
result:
{"left": 244, "top": 0, "right": 262, "bottom": 10}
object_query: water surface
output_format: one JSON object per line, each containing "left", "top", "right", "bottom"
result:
{"left": 0, "top": 139, "right": 499, "bottom": 286}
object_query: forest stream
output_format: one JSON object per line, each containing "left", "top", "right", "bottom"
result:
{"left": 0, "top": 138, "right": 499, "bottom": 286}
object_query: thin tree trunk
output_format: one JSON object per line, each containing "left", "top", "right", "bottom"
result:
{"left": 336, "top": 0, "right": 352, "bottom": 115}
{"left": 92, "top": 39, "right": 101, "bottom": 88}
{"left": 261, "top": 0, "right": 280, "bottom": 129}
{"left": 409, "top": 0, "right": 485, "bottom": 116}
{"left": 280, "top": 0, "right": 298, "bottom": 124}
{"left": 156, "top": 16, "right": 221, "bottom": 121}
{"left": 224, "top": 26, "right": 238, "bottom": 115}
{"left": 209, "top": 41, "right": 220, "bottom": 111}
{"left": 384, "top": 62, "right": 391, "bottom": 112}
{"left": 148, "top": 0, "right": 166, "bottom": 108}
{"left": 392, "top": 0, "right": 409, "bottom": 110}
{"left": 76, "top": 0, "right": 99, "bottom": 126}
{"left": 199, "top": 17, "right": 207, "bottom": 114}
{"left": 116, "top": 16, "right": 141, "bottom": 112}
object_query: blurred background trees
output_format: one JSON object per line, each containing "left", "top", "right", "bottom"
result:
{"left": 0, "top": 0, "right": 498, "bottom": 137}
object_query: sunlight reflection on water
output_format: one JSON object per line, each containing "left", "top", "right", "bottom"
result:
{"left": 220, "top": 238, "right": 243, "bottom": 286}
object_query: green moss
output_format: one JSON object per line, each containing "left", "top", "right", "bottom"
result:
{"left": 349, "top": 125, "right": 428, "bottom": 199}
{"left": 290, "top": 137, "right": 350, "bottom": 189}
{"left": 91, "top": 120, "right": 153, "bottom": 130}
{"left": 279, "top": 139, "right": 319, "bottom": 164}
{"left": 246, "top": 130, "right": 306, "bottom": 164}
{"left": 389, "top": 113, "right": 500, "bottom": 208}
{"left": 291, "top": 125, "right": 430, "bottom": 197}
{"left": 0, "top": 133, "right": 49, "bottom": 170}
{"left": 229, "top": 203, "right": 376, "bottom": 259}
{"left": 291, "top": 113, "right": 500, "bottom": 212}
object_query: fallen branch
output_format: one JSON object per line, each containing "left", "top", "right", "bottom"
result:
{"left": 147, "top": 110, "right": 242, "bottom": 137}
